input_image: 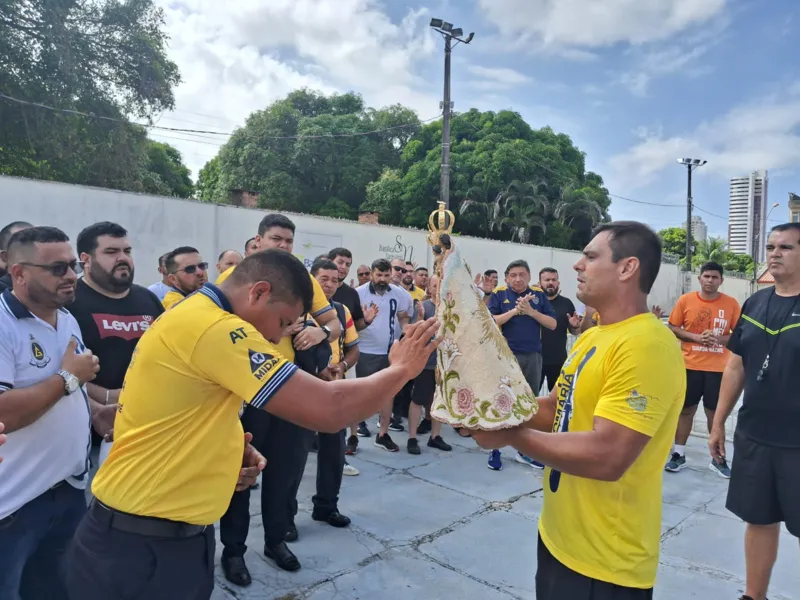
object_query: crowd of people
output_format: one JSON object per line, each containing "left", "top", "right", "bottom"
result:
{"left": 0, "top": 212, "right": 797, "bottom": 600}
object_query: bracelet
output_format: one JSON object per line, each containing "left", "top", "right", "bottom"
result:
{"left": 104, "top": 389, "right": 110, "bottom": 406}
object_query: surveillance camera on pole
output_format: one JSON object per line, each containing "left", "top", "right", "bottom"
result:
{"left": 676, "top": 158, "right": 707, "bottom": 273}
{"left": 430, "top": 17, "right": 474, "bottom": 210}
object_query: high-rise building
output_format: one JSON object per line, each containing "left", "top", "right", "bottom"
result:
{"left": 728, "top": 170, "right": 769, "bottom": 262}
{"left": 790, "top": 192, "right": 800, "bottom": 223}
{"left": 684, "top": 215, "right": 708, "bottom": 244}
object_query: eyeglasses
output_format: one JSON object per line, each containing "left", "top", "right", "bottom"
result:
{"left": 393, "top": 266, "right": 408, "bottom": 274}
{"left": 19, "top": 260, "right": 84, "bottom": 277}
{"left": 357, "top": 272, "right": 369, "bottom": 277}
{"left": 178, "top": 262, "right": 208, "bottom": 275}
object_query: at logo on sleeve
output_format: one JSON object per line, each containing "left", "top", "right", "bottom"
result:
{"left": 626, "top": 390, "right": 652, "bottom": 412}
{"left": 249, "top": 349, "right": 280, "bottom": 381}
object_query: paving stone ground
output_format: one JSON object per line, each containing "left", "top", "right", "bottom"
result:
{"left": 210, "top": 427, "right": 799, "bottom": 600}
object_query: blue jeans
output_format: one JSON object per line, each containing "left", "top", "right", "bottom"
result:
{"left": 0, "top": 483, "right": 86, "bottom": 600}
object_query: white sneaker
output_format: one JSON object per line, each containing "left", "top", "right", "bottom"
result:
{"left": 343, "top": 463, "right": 359, "bottom": 476}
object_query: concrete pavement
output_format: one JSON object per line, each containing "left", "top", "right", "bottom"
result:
{"left": 210, "top": 427, "right": 798, "bottom": 600}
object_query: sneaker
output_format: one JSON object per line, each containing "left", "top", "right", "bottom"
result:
{"left": 665, "top": 452, "right": 687, "bottom": 472}
{"left": 427, "top": 435, "right": 452, "bottom": 452}
{"left": 374, "top": 433, "right": 399, "bottom": 452}
{"left": 417, "top": 419, "right": 432, "bottom": 435}
{"left": 388, "top": 417, "right": 405, "bottom": 432}
{"left": 709, "top": 457, "right": 732, "bottom": 479}
{"left": 357, "top": 422, "right": 371, "bottom": 438}
{"left": 345, "top": 435, "right": 359, "bottom": 456}
{"left": 488, "top": 449, "right": 503, "bottom": 471}
{"left": 407, "top": 438, "right": 421, "bottom": 455}
{"left": 343, "top": 462, "right": 359, "bottom": 476}
{"left": 515, "top": 453, "right": 544, "bottom": 469}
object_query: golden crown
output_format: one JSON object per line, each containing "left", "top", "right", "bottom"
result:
{"left": 426, "top": 201, "right": 455, "bottom": 247}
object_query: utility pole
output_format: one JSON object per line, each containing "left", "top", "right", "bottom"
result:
{"left": 430, "top": 18, "right": 473, "bottom": 210}
{"left": 676, "top": 158, "right": 707, "bottom": 273}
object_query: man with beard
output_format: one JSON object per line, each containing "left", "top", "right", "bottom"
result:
{"left": 539, "top": 268, "right": 582, "bottom": 393}
{"left": 161, "top": 246, "right": 208, "bottom": 309}
{"left": 0, "top": 221, "right": 33, "bottom": 292}
{"left": 69, "top": 222, "right": 164, "bottom": 460}
{"left": 0, "top": 226, "right": 99, "bottom": 599}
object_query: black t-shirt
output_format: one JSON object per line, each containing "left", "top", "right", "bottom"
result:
{"left": 332, "top": 283, "right": 364, "bottom": 322}
{"left": 727, "top": 288, "right": 800, "bottom": 448}
{"left": 540, "top": 294, "right": 576, "bottom": 366}
{"left": 68, "top": 280, "right": 164, "bottom": 390}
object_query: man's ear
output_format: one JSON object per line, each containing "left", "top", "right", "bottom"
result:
{"left": 0, "top": 249, "right": 7, "bottom": 266}
{"left": 249, "top": 280, "right": 273, "bottom": 303}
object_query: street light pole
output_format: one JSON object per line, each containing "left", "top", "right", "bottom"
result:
{"left": 677, "top": 158, "right": 707, "bottom": 272}
{"left": 430, "top": 18, "right": 474, "bottom": 210}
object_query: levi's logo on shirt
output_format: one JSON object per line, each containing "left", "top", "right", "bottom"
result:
{"left": 92, "top": 313, "right": 154, "bottom": 341}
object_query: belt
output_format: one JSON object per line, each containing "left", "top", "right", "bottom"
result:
{"left": 90, "top": 500, "right": 208, "bottom": 539}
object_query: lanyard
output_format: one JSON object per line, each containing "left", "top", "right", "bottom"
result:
{"left": 757, "top": 290, "right": 800, "bottom": 382}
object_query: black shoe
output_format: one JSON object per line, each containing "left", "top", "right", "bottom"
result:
{"left": 284, "top": 523, "right": 298, "bottom": 543}
{"left": 374, "top": 433, "right": 399, "bottom": 452}
{"left": 417, "top": 419, "right": 432, "bottom": 435}
{"left": 388, "top": 417, "right": 405, "bottom": 432}
{"left": 312, "top": 510, "right": 351, "bottom": 528}
{"left": 357, "top": 421, "right": 371, "bottom": 437}
{"left": 345, "top": 434, "right": 359, "bottom": 456}
{"left": 264, "top": 541, "right": 301, "bottom": 572}
{"left": 221, "top": 555, "right": 252, "bottom": 587}
{"left": 428, "top": 435, "right": 452, "bottom": 451}
{"left": 407, "top": 438, "right": 421, "bottom": 455}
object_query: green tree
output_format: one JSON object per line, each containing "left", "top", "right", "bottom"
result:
{"left": 143, "top": 141, "right": 193, "bottom": 198}
{"left": 0, "top": 0, "right": 181, "bottom": 189}
{"left": 196, "top": 156, "right": 222, "bottom": 202}
{"left": 658, "top": 227, "right": 687, "bottom": 259}
{"left": 693, "top": 237, "right": 727, "bottom": 266}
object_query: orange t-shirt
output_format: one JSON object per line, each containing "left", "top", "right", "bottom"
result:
{"left": 668, "top": 292, "right": 741, "bottom": 372}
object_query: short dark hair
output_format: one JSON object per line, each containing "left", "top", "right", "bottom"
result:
{"left": 484, "top": 269, "right": 497, "bottom": 277}
{"left": 770, "top": 222, "right": 800, "bottom": 241}
{"left": 415, "top": 266, "right": 428, "bottom": 273}
{"left": 227, "top": 249, "right": 313, "bottom": 315}
{"left": 77, "top": 221, "right": 128, "bottom": 256}
{"left": 371, "top": 258, "right": 391, "bottom": 272}
{"left": 217, "top": 249, "right": 241, "bottom": 262}
{"left": 699, "top": 261, "right": 724, "bottom": 276}
{"left": 244, "top": 237, "right": 257, "bottom": 252}
{"left": 0, "top": 221, "right": 33, "bottom": 251}
{"left": 327, "top": 247, "right": 352, "bottom": 261}
{"left": 591, "top": 221, "right": 662, "bottom": 294}
{"left": 165, "top": 246, "right": 199, "bottom": 274}
{"left": 7, "top": 226, "right": 70, "bottom": 262}
{"left": 505, "top": 260, "right": 530, "bottom": 276}
{"left": 158, "top": 253, "right": 169, "bottom": 268}
{"left": 539, "top": 267, "right": 558, "bottom": 278}
{"left": 311, "top": 258, "right": 339, "bottom": 276}
{"left": 258, "top": 214, "right": 295, "bottom": 237}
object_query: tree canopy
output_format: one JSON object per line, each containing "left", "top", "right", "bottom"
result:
{"left": 0, "top": 0, "right": 190, "bottom": 196}
{"left": 657, "top": 227, "right": 754, "bottom": 274}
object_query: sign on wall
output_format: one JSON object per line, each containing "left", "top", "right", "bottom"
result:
{"left": 294, "top": 231, "right": 343, "bottom": 269}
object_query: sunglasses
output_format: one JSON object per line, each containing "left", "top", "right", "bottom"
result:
{"left": 357, "top": 271, "right": 369, "bottom": 276}
{"left": 178, "top": 262, "right": 208, "bottom": 275}
{"left": 392, "top": 266, "right": 409, "bottom": 274}
{"left": 19, "top": 260, "right": 84, "bottom": 277}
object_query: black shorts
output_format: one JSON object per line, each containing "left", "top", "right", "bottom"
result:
{"left": 411, "top": 369, "right": 435, "bottom": 408}
{"left": 355, "top": 353, "right": 389, "bottom": 378}
{"left": 541, "top": 363, "right": 563, "bottom": 393}
{"left": 536, "top": 535, "right": 653, "bottom": 600}
{"left": 726, "top": 432, "right": 800, "bottom": 536}
{"left": 684, "top": 369, "right": 722, "bottom": 411}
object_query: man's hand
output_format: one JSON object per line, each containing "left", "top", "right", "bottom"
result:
{"left": 474, "top": 273, "right": 492, "bottom": 295}
{"left": 236, "top": 432, "right": 267, "bottom": 492}
{"left": 567, "top": 312, "right": 582, "bottom": 329}
{"left": 708, "top": 425, "right": 726, "bottom": 460}
{"left": 293, "top": 326, "right": 327, "bottom": 350}
{"left": 317, "top": 367, "right": 334, "bottom": 382}
{"left": 416, "top": 301, "right": 425, "bottom": 322}
{"left": 388, "top": 317, "right": 442, "bottom": 380}
{"left": 328, "top": 363, "right": 346, "bottom": 380}
{"left": 61, "top": 338, "right": 100, "bottom": 384}
{"left": 104, "top": 428, "right": 114, "bottom": 443}
{"left": 363, "top": 303, "right": 378, "bottom": 325}
{"left": 516, "top": 295, "right": 537, "bottom": 318}
{"left": 700, "top": 330, "right": 719, "bottom": 346}
{"left": 651, "top": 305, "right": 664, "bottom": 319}
{"left": 472, "top": 427, "right": 521, "bottom": 449}
{"left": 92, "top": 403, "right": 117, "bottom": 438}
{"left": 0, "top": 422, "right": 5, "bottom": 465}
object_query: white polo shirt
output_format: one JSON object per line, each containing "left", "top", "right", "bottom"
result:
{"left": 0, "top": 290, "right": 91, "bottom": 520}
{"left": 356, "top": 283, "right": 412, "bottom": 355}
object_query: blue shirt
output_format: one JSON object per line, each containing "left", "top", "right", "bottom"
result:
{"left": 487, "top": 284, "right": 556, "bottom": 354}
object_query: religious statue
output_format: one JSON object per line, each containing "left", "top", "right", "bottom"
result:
{"left": 427, "top": 202, "right": 538, "bottom": 430}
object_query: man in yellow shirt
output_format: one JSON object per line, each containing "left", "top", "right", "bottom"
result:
{"left": 215, "top": 213, "right": 342, "bottom": 581}
{"left": 473, "top": 221, "right": 685, "bottom": 599}
{"left": 65, "top": 249, "right": 440, "bottom": 600}
{"left": 161, "top": 246, "right": 208, "bottom": 309}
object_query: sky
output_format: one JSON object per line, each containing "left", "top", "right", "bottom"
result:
{"left": 151, "top": 0, "right": 800, "bottom": 238}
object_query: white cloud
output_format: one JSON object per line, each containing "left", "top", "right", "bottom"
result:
{"left": 477, "top": 0, "right": 726, "bottom": 49}
{"left": 467, "top": 65, "right": 531, "bottom": 85}
{"left": 151, "top": 0, "right": 442, "bottom": 177}
{"left": 608, "top": 93, "right": 800, "bottom": 189}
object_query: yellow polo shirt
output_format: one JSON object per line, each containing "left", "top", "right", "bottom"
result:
{"left": 161, "top": 289, "right": 185, "bottom": 310}
{"left": 92, "top": 284, "right": 298, "bottom": 525}
{"left": 331, "top": 304, "right": 359, "bottom": 365}
{"left": 407, "top": 285, "right": 425, "bottom": 303}
{"left": 215, "top": 265, "right": 333, "bottom": 362}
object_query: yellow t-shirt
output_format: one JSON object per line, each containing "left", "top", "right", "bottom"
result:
{"left": 331, "top": 304, "right": 359, "bottom": 365}
{"left": 92, "top": 284, "right": 298, "bottom": 525}
{"left": 407, "top": 285, "right": 425, "bottom": 303}
{"left": 215, "top": 265, "right": 333, "bottom": 362}
{"left": 161, "top": 289, "right": 185, "bottom": 310}
{"left": 538, "top": 312, "right": 685, "bottom": 589}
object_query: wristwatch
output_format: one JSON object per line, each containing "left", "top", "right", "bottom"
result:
{"left": 321, "top": 325, "right": 332, "bottom": 341}
{"left": 57, "top": 369, "right": 80, "bottom": 395}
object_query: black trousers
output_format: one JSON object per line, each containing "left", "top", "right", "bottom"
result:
{"left": 536, "top": 535, "right": 653, "bottom": 600}
{"left": 541, "top": 362, "right": 564, "bottom": 393}
{"left": 312, "top": 430, "right": 346, "bottom": 515}
{"left": 219, "top": 407, "right": 310, "bottom": 556}
{"left": 393, "top": 379, "right": 414, "bottom": 419}
{"left": 65, "top": 507, "right": 215, "bottom": 600}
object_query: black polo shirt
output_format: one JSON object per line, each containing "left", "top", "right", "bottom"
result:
{"left": 727, "top": 287, "right": 800, "bottom": 447}
{"left": 332, "top": 282, "right": 364, "bottom": 322}
{"left": 541, "top": 294, "right": 577, "bottom": 367}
